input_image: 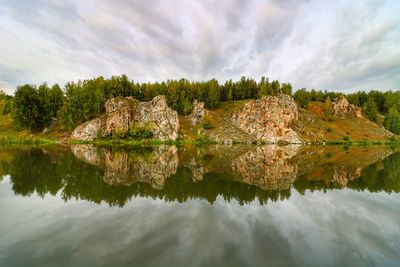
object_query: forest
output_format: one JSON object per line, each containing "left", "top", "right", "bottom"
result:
{"left": 1, "top": 75, "right": 400, "bottom": 134}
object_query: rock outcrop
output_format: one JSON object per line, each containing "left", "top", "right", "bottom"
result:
{"left": 134, "top": 96, "right": 179, "bottom": 141}
{"left": 332, "top": 95, "right": 362, "bottom": 118}
{"left": 188, "top": 100, "right": 210, "bottom": 126}
{"left": 231, "top": 94, "right": 301, "bottom": 143}
{"left": 71, "top": 95, "right": 179, "bottom": 141}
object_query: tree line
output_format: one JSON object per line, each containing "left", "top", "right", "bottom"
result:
{"left": 6, "top": 75, "right": 292, "bottom": 131}
{"left": 2, "top": 75, "right": 400, "bottom": 134}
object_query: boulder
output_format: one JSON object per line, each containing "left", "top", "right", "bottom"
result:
{"left": 332, "top": 95, "right": 362, "bottom": 118}
{"left": 188, "top": 100, "right": 210, "bottom": 126}
{"left": 71, "top": 95, "right": 179, "bottom": 141}
{"left": 230, "top": 94, "right": 301, "bottom": 143}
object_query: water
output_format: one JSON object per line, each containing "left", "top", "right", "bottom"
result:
{"left": 0, "top": 145, "right": 399, "bottom": 267}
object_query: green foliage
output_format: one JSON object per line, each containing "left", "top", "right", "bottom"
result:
{"left": 343, "top": 136, "right": 350, "bottom": 142}
{"left": 2, "top": 99, "right": 12, "bottom": 115}
{"left": 11, "top": 83, "right": 64, "bottom": 132}
{"left": 384, "top": 107, "right": 400, "bottom": 134}
{"left": 196, "top": 133, "right": 207, "bottom": 143}
{"left": 128, "top": 122, "right": 154, "bottom": 139}
{"left": 97, "top": 128, "right": 105, "bottom": 139}
{"left": 293, "top": 88, "right": 311, "bottom": 108}
{"left": 58, "top": 78, "right": 105, "bottom": 131}
{"left": 363, "top": 97, "right": 378, "bottom": 122}
{"left": 12, "top": 84, "right": 41, "bottom": 132}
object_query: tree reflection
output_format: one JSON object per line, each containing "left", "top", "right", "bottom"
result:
{"left": 0, "top": 145, "right": 399, "bottom": 206}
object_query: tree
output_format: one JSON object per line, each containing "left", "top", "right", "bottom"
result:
{"left": 384, "top": 107, "right": 400, "bottom": 134}
{"left": 48, "top": 84, "right": 65, "bottom": 118}
{"left": 257, "top": 76, "right": 271, "bottom": 98}
{"left": 293, "top": 88, "right": 311, "bottom": 108}
{"left": 205, "top": 79, "right": 220, "bottom": 108}
{"left": 363, "top": 97, "right": 378, "bottom": 122}
{"left": 280, "top": 83, "right": 292, "bottom": 95}
{"left": 38, "top": 82, "right": 52, "bottom": 127}
{"left": 271, "top": 80, "right": 280, "bottom": 95}
{"left": 12, "top": 84, "right": 41, "bottom": 132}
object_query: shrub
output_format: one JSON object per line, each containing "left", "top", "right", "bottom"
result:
{"left": 96, "top": 128, "right": 105, "bottom": 139}
{"left": 343, "top": 136, "right": 350, "bottom": 142}
{"left": 128, "top": 122, "right": 154, "bottom": 139}
{"left": 201, "top": 115, "right": 215, "bottom": 130}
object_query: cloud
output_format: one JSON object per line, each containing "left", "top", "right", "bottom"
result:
{"left": 0, "top": 0, "right": 399, "bottom": 94}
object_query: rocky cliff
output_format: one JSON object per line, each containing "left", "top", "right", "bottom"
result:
{"left": 71, "top": 95, "right": 179, "bottom": 141}
{"left": 230, "top": 94, "right": 301, "bottom": 143}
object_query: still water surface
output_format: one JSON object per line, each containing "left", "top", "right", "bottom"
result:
{"left": 0, "top": 145, "right": 399, "bottom": 267}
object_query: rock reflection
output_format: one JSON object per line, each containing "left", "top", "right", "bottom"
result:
{"left": 71, "top": 145, "right": 178, "bottom": 189}
{"left": 230, "top": 145, "right": 300, "bottom": 190}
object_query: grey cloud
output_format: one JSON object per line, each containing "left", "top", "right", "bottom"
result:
{"left": 0, "top": 0, "right": 399, "bottom": 92}
{"left": 0, "top": 64, "right": 35, "bottom": 93}
{"left": 287, "top": 0, "right": 400, "bottom": 91}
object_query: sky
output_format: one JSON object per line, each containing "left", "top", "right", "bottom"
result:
{"left": 0, "top": 0, "right": 399, "bottom": 95}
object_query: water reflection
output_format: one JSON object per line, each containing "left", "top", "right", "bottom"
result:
{"left": 72, "top": 145, "right": 178, "bottom": 189}
{"left": 0, "top": 144, "right": 399, "bottom": 206}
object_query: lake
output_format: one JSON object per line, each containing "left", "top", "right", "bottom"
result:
{"left": 0, "top": 144, "right": 399, "bottom": 267}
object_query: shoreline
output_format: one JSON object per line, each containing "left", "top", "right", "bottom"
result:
{"left": 1, "top": 134, "right": 399, "bottom": 146}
